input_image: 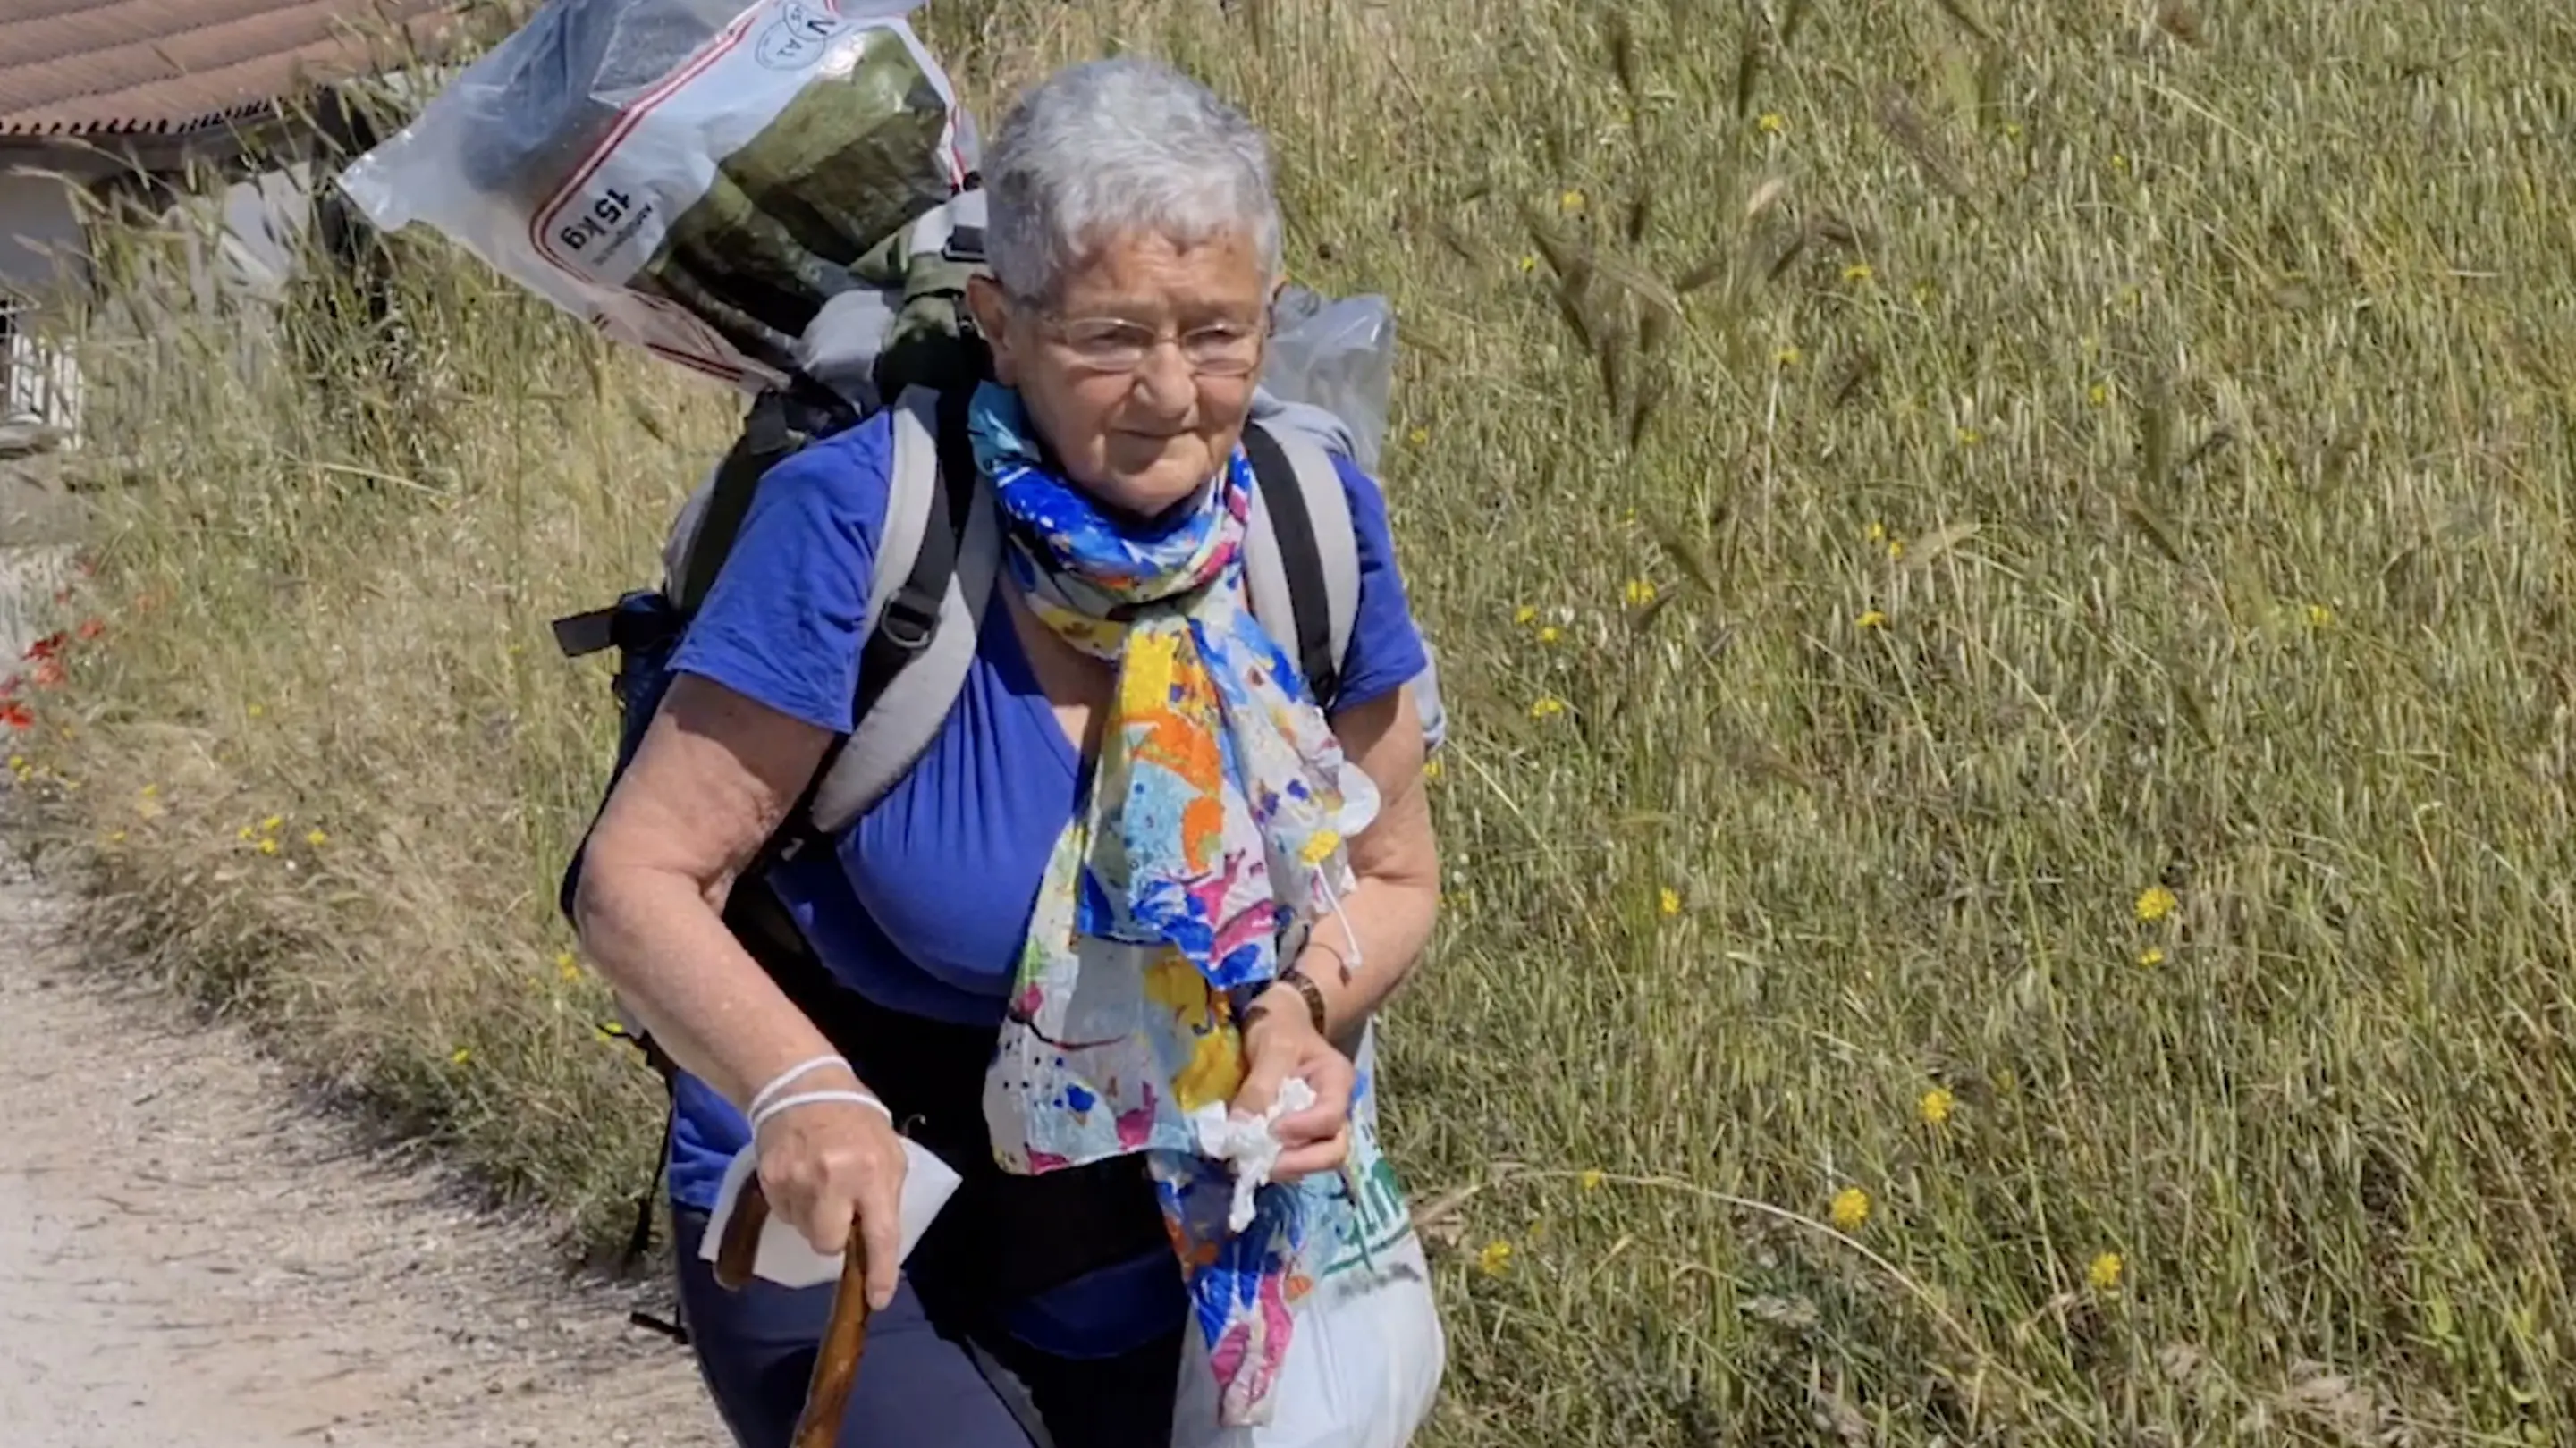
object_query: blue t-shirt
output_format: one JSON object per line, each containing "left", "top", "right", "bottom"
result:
{"left": 662, "top": 410, "right": 1430, "bottom": 1352}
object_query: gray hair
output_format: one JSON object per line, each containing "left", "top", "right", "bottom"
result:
{"left": 981, "top": 56, "right": 1282, "bottom": 305}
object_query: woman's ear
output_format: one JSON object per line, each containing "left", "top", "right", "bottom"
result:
{"left": 965, "top": 274, "right": 1020, "bottom": 386}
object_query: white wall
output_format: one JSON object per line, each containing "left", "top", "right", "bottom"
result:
{"left": 0, "top": 169, "right": 89, "bottom": 304}
{"left": 0, "top": 168, "right": 94, "bottom": 437}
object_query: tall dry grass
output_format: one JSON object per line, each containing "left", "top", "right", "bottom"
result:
{"left": 13, "top": 0, "right": 2576, "bottom": 1440}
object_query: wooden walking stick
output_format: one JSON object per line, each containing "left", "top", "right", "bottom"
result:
{"left": 714, "top": 1178, "right": 873, "bottom": 1448}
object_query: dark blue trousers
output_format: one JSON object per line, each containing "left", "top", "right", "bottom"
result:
{"left": 671, "top": 1206, "right": 1183, "bottom": 1448}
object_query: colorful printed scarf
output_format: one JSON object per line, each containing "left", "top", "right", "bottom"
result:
{"left": 967, "top": 383, "right": 1380, "bottom": 1426}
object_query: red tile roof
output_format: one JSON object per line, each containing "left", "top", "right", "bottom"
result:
{"left": 0, "top": 0, "right": 459, "bottom": 139}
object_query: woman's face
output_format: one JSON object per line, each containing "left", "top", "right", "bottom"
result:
{"left": 971, "top": 227, "right": 1271, "bottom": 519}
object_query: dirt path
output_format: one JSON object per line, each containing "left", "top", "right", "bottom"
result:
{"left": 0, "top": 543, "right": 726, "bottom": 1447}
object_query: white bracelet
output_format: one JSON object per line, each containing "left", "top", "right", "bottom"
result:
{"left": 749, "top": 1089, "right": 893, "bottom": 1137}
{"left": 747, "top": 1053, "right": 852, "bottom": 1120}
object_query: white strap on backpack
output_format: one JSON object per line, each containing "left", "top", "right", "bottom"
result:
{"left": 1243, "top": 420, "right": 1361, "bottom": 694}
{"left": 806, "top": 387, "right": 999, "bottom": 838}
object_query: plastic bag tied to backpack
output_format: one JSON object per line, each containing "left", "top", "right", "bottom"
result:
{"left": 337, "top": 0, "right": 976, "bottom": 392}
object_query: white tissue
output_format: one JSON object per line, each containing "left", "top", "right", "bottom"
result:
{"left": 697, "top": 1137, "right": 963, "bottom": 1291}
{"left": 1189, "top": 1076, "right": 1317, "bottom": 1232}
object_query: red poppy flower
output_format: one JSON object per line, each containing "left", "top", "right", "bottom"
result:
{"left": 0, "top": 700, "right": 31, "bottom": 730}
{"left": 30, "top": 658, "right": 63, "bottom": 689}
{"left": 22, "top": 631, "right": 63, "bottom": 661}
{"left": 76, "top": 618, "right": 105, "bottom": 641}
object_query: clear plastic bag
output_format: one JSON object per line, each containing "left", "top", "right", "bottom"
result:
{"left": 1169, "top": 1024, "right": 1445, "bottom": 1448}
{"left": 335, "top": 0, "right": 973, "bottom": 391}
{"left": 1260, "top": 284, "right": 1398, "bottom": 473}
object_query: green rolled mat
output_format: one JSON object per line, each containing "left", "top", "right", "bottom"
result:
{"left": 713, "top": 24, "right": 959, "bottom": 268}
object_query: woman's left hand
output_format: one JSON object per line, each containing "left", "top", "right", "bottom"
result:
{"left": 1233, "top": 988, "right": 1356, "bottom": 1182}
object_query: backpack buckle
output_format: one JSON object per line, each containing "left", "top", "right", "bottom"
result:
{"left": 876, "top": 586, "right": 942, "bottom": 652}
{"left": 550, "top": 606, "right": 618, "bottom": 660}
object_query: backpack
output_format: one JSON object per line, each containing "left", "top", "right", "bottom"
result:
{"left": 546, "top": 194, "right": 1436, "bottom": 1296}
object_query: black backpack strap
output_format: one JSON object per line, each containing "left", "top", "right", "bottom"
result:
{"left": 856, "top": 386, "right": 977, "bottom": 717}
{"left": 770, "top": 386, "right": 979, "bottom": 863}
{"left": 677, "top": 387, "right": 798, "bottom": 615}
{"left": 1240, "top": 422, "right": 1341, "bottom": 705}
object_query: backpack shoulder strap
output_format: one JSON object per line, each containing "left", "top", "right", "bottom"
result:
{"left": 1241, "top": 419, "right": 1359, "bottom": 706}
{"left": 675, "top": 387, "right": 798, "bottom": 615}
{"left": 798, "top": 385, "right": 997, "bottom": 842}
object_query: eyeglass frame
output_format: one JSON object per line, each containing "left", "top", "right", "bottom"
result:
{"left": 1006, "top": 292, "right": 1274, "bottom": 378}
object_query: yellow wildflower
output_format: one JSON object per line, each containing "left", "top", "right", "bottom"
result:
{"left": 1406, "top": 426, "right": 1430, "bottom": 448}
{"left": 247, "top": 703, "right": 266, "bottom": 719}
{"left": 1659, "top": 887, "right": 1682, "bottom": 917}
{"left": 5, "top": 754, "right": 22, "bottom": 771}
{"left": 1773, "top": 345, "right": 1802, "bottom": 368}
{"left": 1530, "top": 696, "right": 1567, "bottom": 721}
{"left": 1422, "top": 758, "right": 1444, "bottom": 782}
{"left": 1955, "top": 425, "right": 1982, "bottom": 447}
{"left": 2088, "top": 1251, "right": 2124, "bottom": 1292}
{"left": 306, "top": 829, "right": 328, "bottom": 847}
{"left": 1513, "top": 604, "right": 1539, "bottom": 627}
{"left": 557, "top": 950, "right": 581, "bottom": 982}
{"left": 1579, "top": 1168, "right": 1606, "bottom": 1191}
{"left": 140, "top": 783, "right": 158, "bottom": 798}
{"left": 257, "top": 837, "right": 281, "bottom": 857}
{"left": 1842, "top": 263, "right": 1873, "bottom": 284}
{"left": 1829, "top": 1186, "right": 1871, "bottom": 1233}
{"left": 1887, "top": 537, "right": 1906, "bottom": 561}
{"left": 450, "top": 1046, "right": 473, "bottom": 1066}
{"left": 1516, "top": 254, "right": 1539, "bottom": 274}
{"left": 260, "top": 814, "right": 283, "bottom": 833}
{"left": 2110, "top": 152, "right": 2130, "bottom": 173}
{"left": 2305, "top": 602, "right": 2335, "bottom": 628}
{"left": 2135, "top": 885, "right": 2178, "bottom": 923}
{"left": 1865, "top": 522, "right": 1887, "bottom": 543}
{"left": 1558, "top": 189, "right": 1586, "bottom": 215}
{"left": 1918, "top": 1087, "right": 1955, "bottom": 1127}
{"left": 2087, "top": 382, "right": 2111, "bottom": 407}
{"left": 1758, "top": 112, "right": 1786, "bottom": 135}
{"left": 1476, "top": 1239, "right": 1514, "bottom": 1276}
{"left": 106, "top": 829, "right": 126, "bottom": 845}
{"left": 1855, "top": 610, "right": 1888, "bottom": 630}
{"left": 1623, "top": 577, "right": 1659, "bottom": 608}
{"left": 2138, "top": 947, "right": 2166, "bottom": 967}
{"left": 1537, "top": 626, "right": 1562, "bottom": 645}
{"left": 238, "top": 824, "right": 256, "bottom": 841}
{"left": 2002, "top": 120, "right": 2024, "bottom": 140}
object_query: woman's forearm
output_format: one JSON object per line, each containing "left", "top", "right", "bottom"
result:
{"left": 1280, "top": 681, "right": 1443, "bottom": 1048}
{"left": 574, "top": 865, "right": 851, "bottom": 1112}
{"left": 1287, "top": 871, "right": 1439, "bottom": 1048}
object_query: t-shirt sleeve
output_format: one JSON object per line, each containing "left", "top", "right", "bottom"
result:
{"left": 668, "top": 413, "right": 894, "bottom": 735}
{"left": 1328, "top": 453, "right": 1432, "bottom": 713}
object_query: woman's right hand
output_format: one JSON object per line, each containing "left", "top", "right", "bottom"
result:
{"left": 752, "top": 1083, "right": 908, "bottom": 1311}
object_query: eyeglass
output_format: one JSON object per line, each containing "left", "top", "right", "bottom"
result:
{"left": 1032, "top": 310, "right": 1269, "bottom": 378}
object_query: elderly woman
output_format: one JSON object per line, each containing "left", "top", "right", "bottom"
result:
{"left": 572, "top": 55, "right": 1440, "bottom": 1448}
